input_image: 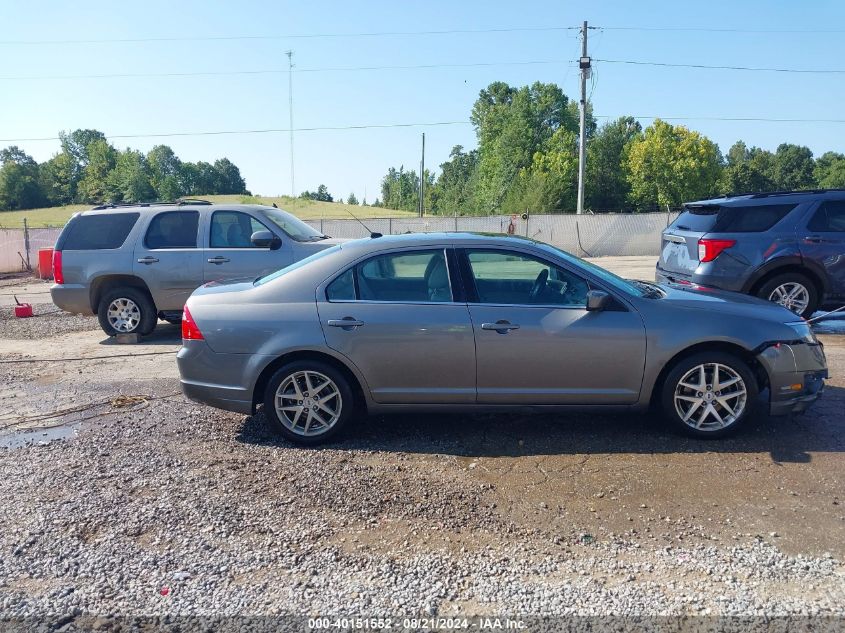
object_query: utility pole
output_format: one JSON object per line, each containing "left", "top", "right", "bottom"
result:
{"left": 419, "top": 132, "right": 425, "bottom": 217}
{"left": 576, "top": 21, "right": 590, "bottom": 215}
{"left": 286, "top": 50, "right": 295, "bottom": 197}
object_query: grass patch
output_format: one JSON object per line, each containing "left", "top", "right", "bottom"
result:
{"left": 0, "top": 195, "right": 417, "bottom": 228}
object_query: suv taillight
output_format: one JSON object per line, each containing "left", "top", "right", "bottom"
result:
{"left": 182, "top": 305, "right": 204, "bottom": 340}
{"left": 698, "top": 238, "right": 736, "bottom": 263}
{"left": 53, "top": 250, "right": 64, "bottom": 284}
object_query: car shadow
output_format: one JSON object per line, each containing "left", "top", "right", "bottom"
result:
{"left": 97, "top": 322, "right": 182, "bottom": 346}
{"left": 235, "top": 385, "right": 845, "bottom": 464}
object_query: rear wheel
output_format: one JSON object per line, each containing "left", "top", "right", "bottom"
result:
{"left": 661, "top": 352, "right": 758, "bottom": 438}
{"left": 757, "top": 272, "right": 818, "bottom": 318}
{"left": 97, "top": 287, "right": 157, "bottom": 336}
{"left": 262, "top": 361, "right": 354, "bottom": 446}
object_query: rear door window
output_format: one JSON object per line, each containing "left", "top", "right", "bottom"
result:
{"left": 210, "top": 211, "right": 271, "bottom": 248}
{"left": 61, "top": 213, "right": 139, "bottom": 250}
{"left": 672, "top": 203, "right": 796, "bottom": 233}
{"left": 338, "top": 250, "right": 451, "bottom": 303}
{"left": 144, "top": 211, "right": 199, "bottom": 249}
{"left": 808, "top": 200, "right": 845, "bottom": 232}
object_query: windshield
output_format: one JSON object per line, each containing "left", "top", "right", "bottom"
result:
{"left": 535, "top": 242, "right": 648, "bottom": 298}
{"left": 254, "top": 244, "right": 342, "bottom": 286}
{"left": 259, "top": 207, "right": 326, "bottom": 242}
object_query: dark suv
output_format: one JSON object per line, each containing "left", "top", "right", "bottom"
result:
{"left": 656, "top": 190, "right": 845, "bottom": 318}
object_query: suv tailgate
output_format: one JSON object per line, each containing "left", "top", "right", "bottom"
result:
{"left": 658, "top": 206, "right": 719, "bottom": 277}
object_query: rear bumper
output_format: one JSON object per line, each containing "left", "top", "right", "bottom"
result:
{"left": 50, "top": 284, "right": 92, "bottom": 315}
{"left": 757, "top": 342, "right": 828, "bottom": 416}
{"left": 655, "top": 264, "right": 746, "bottom": 293}
{"left": 177, "top": 340, "right": 272, "bottom": 415}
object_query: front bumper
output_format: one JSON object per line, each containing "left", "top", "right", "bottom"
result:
{"left": 757, "top": 342, "right": 828, "bottom": 416}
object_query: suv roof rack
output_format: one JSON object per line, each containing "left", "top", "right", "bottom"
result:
{"left": 90, "top": 198, "right": 213, "bottom": 211}
{"left": 747, "top": 188, "right": 845, "bottom": 199}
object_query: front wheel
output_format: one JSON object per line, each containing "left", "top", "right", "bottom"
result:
{"left": 661, "top": 352, "right": 758, "bottom": 438}
{"left": 757, "top": 272, "right": 818, "bottom": 318}
{"left": 262, "top": 361, "right": 354, "bottom": 446}
{"left": 97, "top": 288, "right": 157, "bottom": 336}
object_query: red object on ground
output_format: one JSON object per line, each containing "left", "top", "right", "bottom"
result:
{"left": 52, "top": 250, "right": 64, "bottom": 285}
{"left": 38, "top": 248, "right": 54, "bottom": 279}
{"left": 159, "top": 586, "right": 170, "bottom": 596}
{"left": 14, "top": 303, "right": 33, "bottom": 318}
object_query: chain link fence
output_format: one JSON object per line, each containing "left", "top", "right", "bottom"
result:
{"left": 0, "top": 212, "right": 678, "bottom": 274}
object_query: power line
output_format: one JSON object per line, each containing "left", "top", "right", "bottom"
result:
{"left": 595, "top": 58, "right": 845, "bottom": 74}
{"left": 0, "top": 60, "right": 572, "bottom": 82}
{"left": 597, "top": 26, "right": 845, "bottom": 34}
{"left": 0, "top": 26, "right": 580, "bottom": 46}
{"left": 0, "top": 121, "right": 472, "bottom": 143}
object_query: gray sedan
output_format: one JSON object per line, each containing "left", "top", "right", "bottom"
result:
{"left": 177, "top": 233, "right": 828, "bottom": 445}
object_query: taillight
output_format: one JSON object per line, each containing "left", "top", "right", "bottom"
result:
{"left": 52, "top": 250, "right": 64, "bottom": 284}
{"left": 181, "top": 305, "right": 204, "bottom": 340}
{"left": 698, "top": 238, "right": 736, "bottom": 263}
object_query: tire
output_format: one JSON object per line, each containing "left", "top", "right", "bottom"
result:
{"left": 97, "top": 287, "right": 157, "bottom": 337}
{"left": 756, "top": 272, "right": 818, "bottom": 318}
{"left": 262, "top": 360, "right": 354, "bottom": 446}
{"left": 661, "top": 351, "right": 759, "bottom": 439}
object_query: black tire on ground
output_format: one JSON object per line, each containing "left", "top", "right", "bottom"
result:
{"left": 756, "top": 272, "right": 819, "bottom": 319}
{"left": 262, "top": 360, "right": 355, "bottom": 446}
{"left": 97, "top": 287, "right": 157, "bottom": 337}
{"left": 661, "top": 351, "right": 759, "bottom": 439}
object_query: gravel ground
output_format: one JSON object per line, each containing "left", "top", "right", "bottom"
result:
{"left": 0, "top": 268, "right": 844, "bottom": 626}
{"left": 0, "top": 302, "right": 98, "bottom": 339}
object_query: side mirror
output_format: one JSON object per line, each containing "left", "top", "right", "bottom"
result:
{"left": 586, "top": 289, "right": 612, "bottom": 312}
{"left": 251, "top": 230, "right": 281, "bottom": 250}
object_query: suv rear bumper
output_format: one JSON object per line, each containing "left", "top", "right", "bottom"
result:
{"left": 757, "top": 342, "right": 828, "bottom": 416}
{"left": 655, "top": 265, "right": 746, "bottom": 293}
{"left": 50, "top": 284, "right": 93, "bottom": 315}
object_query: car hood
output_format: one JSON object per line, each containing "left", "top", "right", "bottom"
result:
{"left": 657, "top": 283, "right": 798, "bottom": 322}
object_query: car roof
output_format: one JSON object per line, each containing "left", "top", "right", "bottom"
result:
{"left": 78, "top": 203, "right": 276, "bottom": 217}
{"left": 686, "top": 188, "right": 845, "bottom": 208}
{"left": 335, "top": 232, "right": 543, "bottom": 254}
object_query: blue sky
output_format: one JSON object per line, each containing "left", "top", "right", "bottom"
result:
{"left": 1, "top": 0, "right": 844, "bottom": 202}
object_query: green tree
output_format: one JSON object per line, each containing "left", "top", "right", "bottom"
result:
{"left": 39, "top": 151, "right": 77, "bottom": 205}
{"left": 720, "top": 141, "right": 776, "bottom": 194}
{"left": 212, "top": 158, "right": 247, "bottom": 194}
{"left": 504, "top": 128, "right": 579, "bottom": 213}
{"left": 585, "top": 116, "right": 641, "bottom": 211}
{"left": 146, "top": 145, "right": 183, "bottom": 199}
{"left": 0, "top": 146, "right": 46, "bottom": 210}
{"left": 77, "top": 139, "right": 117, "bottom": 203}
{"left": 814, "top": 151, "right": 845, "bottom": 189}
{"left": 346, "top": 192, "right": 359, "bottom": 205}
{"left": 106, "top": 149, "right": 155, "bottom": 203}
{"left": 625, "top": 119, "right": 722, "bottom": 210}
{"left": 771, "top": 143, "right": 814, "bottom": 190}
{"left": 470, "top": 81, "right": 582, "bottom": 213}
{"left": 430, "top": 145, "right": 479, "bottom": 215}
{"left": 300, "top": 184, "right": 333, "bottom": 202}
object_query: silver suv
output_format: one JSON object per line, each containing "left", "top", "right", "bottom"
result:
{"left": 50, "top": 200, "right": 342, "bottom": 336}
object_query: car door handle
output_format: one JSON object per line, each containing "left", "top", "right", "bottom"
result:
{"left": 481, "top": 321, "right": 520, "bottom": 332}
{"left": 207, "top": 256, "right": 230, "bottom": 264}
{"left": 327, "top": 318, "right": 364, "bottom": 328}
{"left": 137, "top": 256, "right": 159, "bottom": 264}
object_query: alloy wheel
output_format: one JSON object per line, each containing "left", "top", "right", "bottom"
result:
{"left": 275, "top": 370, "right": 343, "bottom": 436}
{"left": 768, "top": 282, "right": 810, "bottom": 315}
{"left": 674, "top": 363, "right": 747, "bottom": 431}
{"left": 106, "top": 298, "right": 141, "bottom": 333}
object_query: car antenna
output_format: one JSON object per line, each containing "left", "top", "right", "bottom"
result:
{"left": 346, "top": 210, "right": 382, "bottom": 238}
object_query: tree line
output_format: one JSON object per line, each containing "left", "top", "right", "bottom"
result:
{"left": 0, "top": 129, "right": 248, "bottom": 210}
{"left": 379, "top": 81, "right": 845, "bottom": 215}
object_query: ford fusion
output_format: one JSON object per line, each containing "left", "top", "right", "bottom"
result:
{"left": 177, "top": 233, "right": 827, "bottom": 445}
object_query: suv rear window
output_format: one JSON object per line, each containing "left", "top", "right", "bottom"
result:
{"left": 672, "top": 204, "right": 796, "bottom": 233}
{"left": 61, "top": 213, "right": 139, "bottom": 250}
{"left": 145, "top": 211, "right": 199, "bottom": 249}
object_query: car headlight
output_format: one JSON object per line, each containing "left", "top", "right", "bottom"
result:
{"left": 786, "top": 321, "right": 818, "bottom": 344}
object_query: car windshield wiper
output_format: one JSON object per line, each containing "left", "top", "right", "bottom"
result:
{"left": 629, "top": 279, "right": 664, "bottom": 298}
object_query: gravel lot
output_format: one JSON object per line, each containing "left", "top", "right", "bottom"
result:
{"left": 1, "top": 273, "right": 844, "bottom": 625}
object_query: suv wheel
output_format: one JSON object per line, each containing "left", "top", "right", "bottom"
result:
{"left": 661, "top": 352, "right": 758, "bottom": 439}
{"left": 97, "top": 288, "right": 157, "bottom": 336}
{"left": 757, "top": 272, "right": 818, "bottom": 318}
{"left": 263, "top": 361, "right": 354, "bottom": 446}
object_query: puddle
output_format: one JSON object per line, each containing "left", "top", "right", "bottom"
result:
{"left": 0, "top": 422, "right": 81, "bottom": 450}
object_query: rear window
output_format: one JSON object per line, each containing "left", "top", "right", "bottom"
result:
{"left": 61, "top": 213, "right": 139, "bottom": 250}
{"left": 672, "top": 204, "right": 796, "bottom": 233}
